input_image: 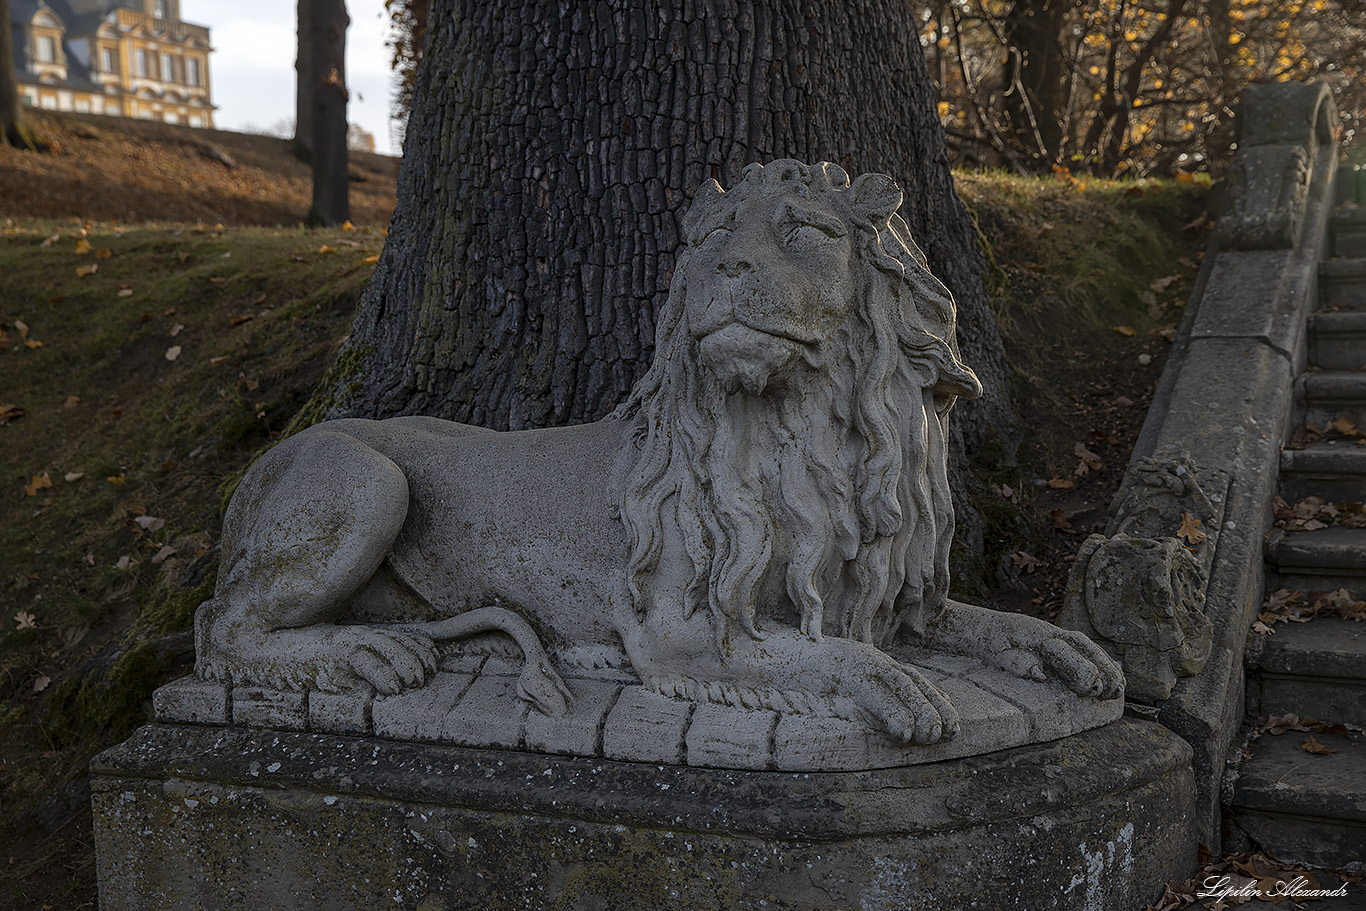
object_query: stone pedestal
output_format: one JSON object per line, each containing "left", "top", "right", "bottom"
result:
{"left": 92, "top": 718, "right": 1196, "bottom": 911}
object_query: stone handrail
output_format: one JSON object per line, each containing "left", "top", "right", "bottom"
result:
{"left": 1058, "top": 81, "right": 1339, "bottom": 849}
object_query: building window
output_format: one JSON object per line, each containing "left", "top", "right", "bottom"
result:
{"left": 161, "top": 52, "right": 174, "bottom": 81}
{"left": 101, "top": 47, "right": 115, "bottom": 72}
{"left": 136, "top": 49, "right": 148, "bottom": 76}
{"left": 155, "top": 1, "right": 167, "bottom": 18}
{"left": 187, "top": 58, "right": 200, "bottom": 86}
{"left": 75, "top": 98, "right": 91, "bottom": 113}
{"left": 36, "top": 35, "right": 56, "bottom": 63}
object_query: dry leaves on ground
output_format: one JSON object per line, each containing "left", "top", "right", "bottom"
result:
{"left": 1177, "top": 512, "right": 1207, "bottom": 545}
{"left": 1257, "top": 588, "right": 1366, "bottom": 632}
{"left": 1273, "top": 496, "right": 1366, "bottom": 532}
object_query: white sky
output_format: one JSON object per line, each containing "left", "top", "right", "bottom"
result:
{"left": 179, "top": 0, "right": 403, "bottom": 155}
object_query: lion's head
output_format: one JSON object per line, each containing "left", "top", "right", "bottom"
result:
{"left": 616, "top": 160, "right": 981, "bottom": 650}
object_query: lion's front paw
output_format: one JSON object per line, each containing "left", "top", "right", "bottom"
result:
{"left": 840, "top": 654, "right": 962, "bottom": 746}
{"left": 323, "top": 627, "right": 439, "bottom": 695}
{"left": 996, "top": 629, "right": 1123, "bottom": 700}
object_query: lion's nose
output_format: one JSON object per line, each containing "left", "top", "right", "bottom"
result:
{"left": 716, "top": 256, "right": 753, "bottom": 278}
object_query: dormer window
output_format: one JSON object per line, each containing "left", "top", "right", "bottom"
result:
{"left": 36, "top": 35, "right": 56, "bottom": 63}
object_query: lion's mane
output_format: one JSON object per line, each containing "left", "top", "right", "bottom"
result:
{"left": 616, "top": 160, "right": 980, "bottom": 649}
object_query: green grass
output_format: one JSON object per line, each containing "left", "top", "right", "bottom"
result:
{"left": 0, "top": 219, "right": 381, "bottom": 893}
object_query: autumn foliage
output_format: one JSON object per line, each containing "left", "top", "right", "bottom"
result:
{"left": 917, "top": 0, "right": 1366, "bottom": 176}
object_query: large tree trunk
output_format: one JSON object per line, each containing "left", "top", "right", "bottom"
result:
{"left": 1, "top": 0, "right": 36, "bottom": 149}
{"left": 325, "top": 0, "right": 1017, "bottom": 591}
{"left": 1002, "top": 0, "right": 1071, "bottom": 168}
{"left": 292, "top": 0, "right": 313, "bottom": 158}
{"left": 304, "top": 0, "right": 349, "bottom": 226}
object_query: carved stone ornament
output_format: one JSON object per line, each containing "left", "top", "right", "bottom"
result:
{"left": 162, "top": 160, "right": 1123, "bottom": 771}
{"left": 1217, "top": 144, "right": 1310, "bottom": 251}
{"left": 1058, "top": 454, "right": 1224, "bottom": 703}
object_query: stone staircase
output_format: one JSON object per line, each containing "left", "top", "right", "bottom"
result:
{"left": 1229, "top": 195, "right": 1366, "bottom": 871}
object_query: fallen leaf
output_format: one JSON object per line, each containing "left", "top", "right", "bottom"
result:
{"left": 210, "top": 276, "right": 227, "bottom": 284}
{"left": 170, "top": 324, "right": 185, "bottom": 337}
{"left": 1011, "top": 551, "right": 1044, "bottom": 573}
{"left": 75, "top": 263, "right": 98, "bottom": 277}
{"left": 1075, "top": 442, "right": 1102, "bottom": 470}
{"left": 209, "top": 355, "right": 231, "bottom": 365}
{"left": 1177, "top": 512, "right": 1207, "bottom": 545}
{"left": 14, "top": 611, "right": 36, "bottom": 630}
{"left": 0, "top": 403, "right": 25, "bottom": 424}
{"left": 64, "top": 395, "right": 79, "bottom": 408}
{"left": 1047, "top": 477, "right": 1075, "bottom": 489}
{"left": 252, "top": 293, "right": 267, "bottom": 305}
{"left": 360, "top": 254, "right": 380, "bottom": 264}
{"left": 107, "top": 473, "right": 126, "bottom": 485}
{"left": 231, "top": 314, "right": 255, "bottom": 327}
{"left": 1251, "top": 621, "right": 1274, "bottom": 636}
{"left": 115, "top": 555, "right": 132, "bottom": 570}
{"left": 1301, "top": 734, "right": 1338, "bottom": 755}
{"left": 150, "top": 545, "right": 178, "bottom": 565}
{"left": 178, "top": 251, "right": 192, "bottom": 264}
{"left": 64, "top": 471, "right": 84, "bottom": 483}
{"left": 1049, "top": 509, "right": 1073, "bottom": 531}
{"left": 95, "top": 247, "right": 113, "bottom": 259}
{"left": 1329, "top": 415, "right": 1363, "bottom": 438}
{"left": 1112, "top": 325, "right": 1137, "bottom": 337}
{"left": 74, "top": 238, "right": 92, "bottom": 255}
{"left": 318, "top": 244, "right": 336, "bottom": 254}
{"left": 1150, "top": 275, "right": 1179, "bottom": 293}
{"left": 13, "top": 319, "right": 28, "bottom": 339}
{"left": 25, "top": 472, "right": 53, "bottom": 497}
{"left": 32, "top": 675, "right": 51, "bottom": 694}
{"left": 40, "top": 233, "right": 59, "bottom": 247}
{"left": 341, "top": 220, "right": 356, "bottom": 231}
{"left": 165, "top": 346, "right": 182, "bottom": 362}
{"left": 133, "top": 515, "right": 166, "bottom": 533}
{"left": 1114, "top": 396, "right": 1134, "bottom": 408}
{"left": 23, "top": 338, "right": 42, "bottom": 349}
{"left": 117, "top": 288, "right": 134, "bottom": 298}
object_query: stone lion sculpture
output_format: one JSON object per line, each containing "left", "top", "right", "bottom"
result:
{"left": 196, "top": 159, "right": 1122, "bottom": 746}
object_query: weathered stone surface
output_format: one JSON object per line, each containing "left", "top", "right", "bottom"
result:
{"left": 1280, "top": 442, "right": 1366, "bottom": 501}
{"left": 1251, "top": 617, "right": 1366, "bottom": 724}
{"left": 1267, "top": 526, "right": 1366, "bottom": 593}
{"left": 152, "top": 676, "right": 230, "bottom": 726}
{"left": 92, "top": 719, "right": 1197, "bottom": 911}
{"left": 1059, "top": 455, "right": 1225, "bottom": 702}
{"left": 232, "top": 686, "right": 307, "bottom": 729}
{"left": 1218, "top": 146, "right": 1311, "bottom": 251}
{"left": 1303, "top": 371, "right": 1366, "bottom": 428}
{"left": 183, "top": 160, "right": 1120, "bottom": 768}
{"left": 1228, "top": 727, "right": 1366, "bottom": 870}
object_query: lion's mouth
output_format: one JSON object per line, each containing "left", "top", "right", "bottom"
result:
{"left": 698, "top": 323, "right": 812, "bottom": 395}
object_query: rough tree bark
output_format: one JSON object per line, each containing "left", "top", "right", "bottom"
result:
{"left": 325, "top": 0, "right": 1018, "bottom": 591}
{"left": 303, "top": 0, "right": 349, "bottom": 226}
{"left": 292, "top": 0, "right": 313, "bottom": 158}
{"left": 1002, "top": 0, "right": 1071, "bottom": 168}
{"left": 1, "top": 0, "right": 37, "bottom": 149}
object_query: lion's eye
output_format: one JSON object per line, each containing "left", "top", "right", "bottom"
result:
{"left": 782, "top": 222, "right": 841, "bottom": 247}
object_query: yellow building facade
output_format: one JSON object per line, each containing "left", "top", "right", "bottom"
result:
{"left": 10, "top": 0, "right": 213, "bottom": 128}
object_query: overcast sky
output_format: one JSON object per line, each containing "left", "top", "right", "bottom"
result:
{"left": 180, "top": 0, "right": 403, "bottom": 156}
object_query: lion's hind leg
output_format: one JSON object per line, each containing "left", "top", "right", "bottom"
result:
{"left": 197, "top": 426, "right": 438, "bottom": 694}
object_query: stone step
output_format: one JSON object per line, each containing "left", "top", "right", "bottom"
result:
{"left": 1280, "top": 443, "right": 1366, "bottom": 501}
{"left": 1265, "top": 526, "right": 1366, "bottom": 592}
{"left": 1332, "top": 213, "right": 1366, "bottom": 259}
{"left": 1309, "top": 310, "right": 1366, "bottom": 371}
{"left": 1303, "top": 371, "right": 1366, "bottom": 427}
{"left": 1225, "top": 726, "right": 1366, "bottom": 869}
{"left": 1250, "top": 618, "right": 1366, "bottom": 723}
{"left": 1320, "top": 259, "right": 1366, "bottom": 310}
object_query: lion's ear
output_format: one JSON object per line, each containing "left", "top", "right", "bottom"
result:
{"left": 849, "top": 173, "right": 903, "bottom": 224}
{"left": 682, "top": 179, "right": 726, "bottom": 245}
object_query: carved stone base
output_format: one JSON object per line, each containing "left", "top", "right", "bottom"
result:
{"left": 154, "top": 644, "right": 1122, "bottom": 771}
{"left": 92, "top": 719, "right": 1194, "bottom": 911}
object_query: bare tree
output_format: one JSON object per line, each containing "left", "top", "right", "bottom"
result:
{"left": 1, "top": 0, "right": 36, "bottom": 149}
{"left": 302, "top": 0, "right": 349, "bottom": 226}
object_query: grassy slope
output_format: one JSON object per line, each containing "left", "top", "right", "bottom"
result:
{"left": 0, "top": 113, "right": 1210, "bottom": 910}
